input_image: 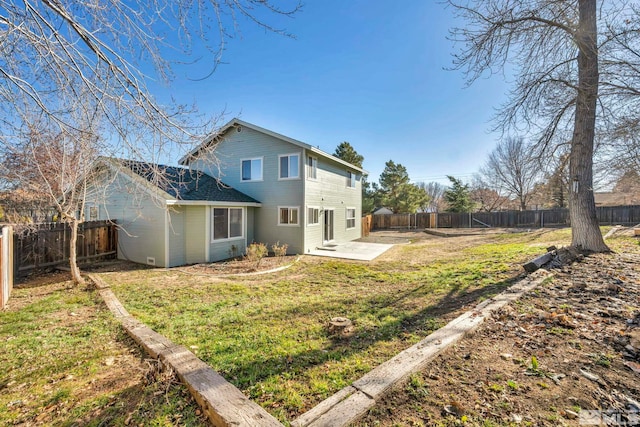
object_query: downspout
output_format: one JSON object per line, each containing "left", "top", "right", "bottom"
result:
{"left": 205, "top": 206, "right": 211, "bottom": 261}
{"left": 164, "top": 205, "right": 170, "bottom": 267}
{"left": 302, "top": 149, "right": 307, "bottom": 253}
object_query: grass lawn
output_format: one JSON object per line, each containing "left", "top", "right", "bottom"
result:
{"left": 101, "top": 227, "right": 613, "bottom": 423}
{"left": 0, "top": 277, "right": 207, "bottom": 426}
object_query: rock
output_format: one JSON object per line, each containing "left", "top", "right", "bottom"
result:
{"left": 511, "top": 413, "right": 523, "bottom": 423}
{"left": 564, "top": 409, "right": 579, "bottom": 419}
{"left": 580, "top": 369, "right": 603, "bottom": 384}
{"left": 624, "top": 361, "right": 640, "bottom": 375}
{"left": 443, "top": 401, "right": 465, "bottom": 417}
{"left": 500, "top": 353, "right": 513, "bottom": 360}
{"left": 550, "top": 373, "right": 566, "bottom": 385}
{"left": 104, "top": 356, "right": 115, "bottom": 366}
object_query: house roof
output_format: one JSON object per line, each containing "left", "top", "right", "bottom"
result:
{"left": 109, "top": 159, "right": 260, "bottom": 205}
{"left": 178, "top": 118, "right": 367, "bottom": 174}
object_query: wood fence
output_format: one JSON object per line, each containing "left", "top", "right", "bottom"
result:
{"left": 13, "top": 220, "right": 118, "bottom": 277}
{"left": 372, "top": 205, "right": 640, "bottom": 230}
{"left": 362, "top": 214, "right": 372, "bottom": 237}
{"left": 1, "top": 226, "right": 14, "bottom": 309}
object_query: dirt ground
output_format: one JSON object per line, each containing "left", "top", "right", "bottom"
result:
{"left": 356, "top": 249, "right": 640, "bottom": 426}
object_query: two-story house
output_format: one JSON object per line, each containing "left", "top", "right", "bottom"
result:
{"left": 180, "top": 118, "right": 365, "bottom": 256}
{"left": 83, "top": 118, "right": 364, "bottom": 267}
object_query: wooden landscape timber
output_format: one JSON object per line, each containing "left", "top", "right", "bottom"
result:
{"left": 90, "top": 270, "right": 551, "bottom": 427}
{"left": 523, "top": 250, "right": 555, "bottom": 273}
{"left": 88, "top": 274, "right": 282, "bottom": 427}
{"left": 291, "top": 271, "right": 551, "bottom": 427}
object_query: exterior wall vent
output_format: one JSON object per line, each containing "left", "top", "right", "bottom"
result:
{"left": 236, "top": 125, "right": 242, "bottom": 133}
{"left": 146, "top": 257, "right": 156, "bottom": 266}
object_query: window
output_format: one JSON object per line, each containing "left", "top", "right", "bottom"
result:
{"left": 307, "top": 207, "right": 319, "bottom": 225}
{"left": 279, "top": 207, "right": 299, "bottom": 226}
{"left": 307, "top": 156, "right": 317, "bottom": 179}
{"left": 346, "top": 208, "right": 356, "bottom": 229}
{"left": 279, "top": 154, "right": 300, "bottom": 179}
{"left": 241, "top": 158, "right": 263, "bottom": 181}
{"left": 347, "top": 171, "right": 356, "bottom": 188}
{"left": 212, "top": 208, "right": 243, "bottom": 241}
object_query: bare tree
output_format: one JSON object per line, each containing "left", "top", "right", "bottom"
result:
{"left": 470, "top": 175, "right": 507, "bottom": 212}
{"left": 446, "top": 0, "right": 640, "bottom": 251}
{"left": 416, "top": 181, "right": 446, "bottom": 212}
{"left": 0, "top": 0, "right": 300, "bottom": 283}
{"left": 480, "top": 137, "right": 540, "bottom": 210}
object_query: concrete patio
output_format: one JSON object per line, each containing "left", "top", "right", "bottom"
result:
{"left": 307, "top": 241, "right": 394, "bottom": 261}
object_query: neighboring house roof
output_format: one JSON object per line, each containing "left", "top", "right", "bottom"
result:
{"left": 178, "top": 118, "right": 367, "bottom": 174}
{"left": 104, "top": 158, "right": 260, "bottom": 205}
{"left": 594, "top": 191, "right": 640, "bottom": 206}
{"left": 372, "top": 207, "right": 393, "bottom": 215}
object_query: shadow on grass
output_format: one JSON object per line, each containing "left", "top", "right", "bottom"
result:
{"left": 219, "top": 271, "right": 525, "bottom": 393}
{"left": 57, "top": 381, "right": 206, "bottom": 427}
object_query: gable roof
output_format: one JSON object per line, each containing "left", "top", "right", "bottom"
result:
{"left": 178, "top": 118, "right": 367, "bottom": 174}
{"left": 104, "top": 158, "right": 260, "bottom": 205}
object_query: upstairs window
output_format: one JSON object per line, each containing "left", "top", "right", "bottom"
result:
{"left": 307, "top": 156, "right": 317, "bottom": 179}
{"left": 241, "top": 158, "right": 263, "bottom": 181}
{"left": 347, "top": 171, "right": 356, "bottom": 188}
{"left": 279, "top": 154, "right": 300, "bottom": 179}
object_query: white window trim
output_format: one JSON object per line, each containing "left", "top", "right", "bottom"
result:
{"left": 278, "top": 206, "right": 300, "bottom": 227}
{"left": 307, "top": 155, "right": 318, "bottom": 180}
{"left": 347, "top": 171, "right": 357, "bottom": 189}
{"left": 307, "top": 206, "right": 320, "bottom": 226}
{"left": 87, "top": 204, "right": 99, "bottom": 221}
{"left": 346, "top": 207, "right": 356, "bottom": 229}
{"left": 240, "top": 157, "right": 264, "bottom": 182}
{"left": 278, "top": 152, "right": 301, "bottom": 181}
{"left": 211, "top": 207, "right": 245, "bottom": 243}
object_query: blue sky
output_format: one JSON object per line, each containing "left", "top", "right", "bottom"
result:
{"left": 163, "top": 0, "right": 510, "bottom": 186}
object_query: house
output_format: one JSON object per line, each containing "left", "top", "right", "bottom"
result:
{"left": 84, "top": 158, "right": 260, "bottom": 267}
{"left": 180, "top": 118, "right": 365, "bottom": 256}
{"left": 86, "top": 119, "right": 364, "bottom": 267}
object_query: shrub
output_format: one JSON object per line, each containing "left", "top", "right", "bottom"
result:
{"left": 246, "top": 242, "right": 268, "bottom": 269}
{"left": 271, "top": 241, "right": 288, "bottom": 258}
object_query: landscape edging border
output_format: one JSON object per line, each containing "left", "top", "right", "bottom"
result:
{"left": 89, "top": 269, "right": 551, "bottom": 427}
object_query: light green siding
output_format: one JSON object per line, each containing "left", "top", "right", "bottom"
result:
{"left": 85, "top": 173, "right": 168, "bottom": 267}
{"left": 167, "top": 208, "right": 186, "bottom": 267}
{"left": 185, "top": 206, "right": 206, "bottom": 264}
{"left": 303, "top": 152, "right": 362, "bottom": 252}
{"left": 187, "top": 125, "right": 362, "bottom": 255}
{"left": 190, "top": 127, "right": 305, "bottom": 254}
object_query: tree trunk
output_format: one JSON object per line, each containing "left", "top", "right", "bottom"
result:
{"left": 69, "top": 219, "right": 86, "bottom": 285}
{"left": 569, "top": 0, "right": 610, "bottom": 253}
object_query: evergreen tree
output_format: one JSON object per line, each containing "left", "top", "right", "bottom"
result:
{"left": 333, "top": 141, "right": 364, "bottom": 168}
{"left": 444, "top": 176, "right": 473, "bottom": 213}
{"left": 378, "top": 160, "right": 429, "bottom": 213}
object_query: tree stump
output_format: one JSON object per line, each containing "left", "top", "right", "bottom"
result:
{"left": 328, "top": 317, "right": 354, "bottom": 337}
